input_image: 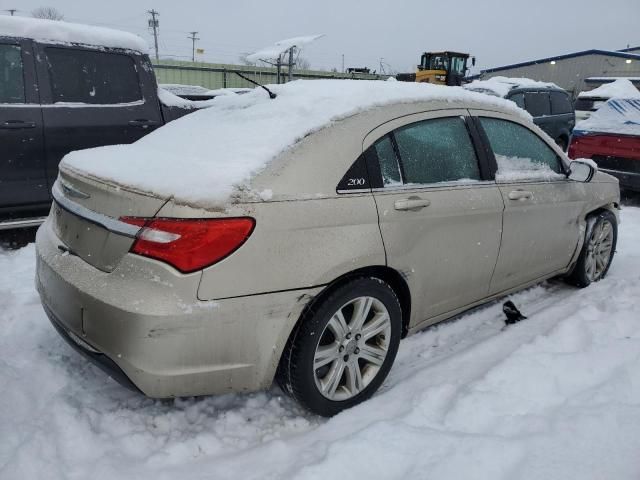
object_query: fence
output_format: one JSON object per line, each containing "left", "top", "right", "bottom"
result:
{"left": 152, "top": 59, "right": 389, "bottom": 90}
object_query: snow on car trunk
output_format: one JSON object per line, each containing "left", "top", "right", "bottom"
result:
{"left": 2, "top": 207, "right": 640, "bottom": 479}
{"left": 61, "top": 79, "right": 528, "bottom": 209}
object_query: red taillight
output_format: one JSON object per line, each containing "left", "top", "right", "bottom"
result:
{"left": 120, "top": 217, "right": 255, "bottom": 274}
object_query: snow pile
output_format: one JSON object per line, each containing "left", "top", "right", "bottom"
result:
{"left": 62, "top": 79, "right": 527, "bottom": 208}
{"left": 574, "top": 98, "right": 640, "bottom": 137}
{"left": 465, "top": 76, "right": 559, "bottom": 98}
{"left": 578, "top": 79, "right": 640, "bottom": 99}
{"left": 2, "top": 208, "right": 640, "bottom": 479}
{"left": 495, "top": 155, "right": 566, "bottom": 182}
{"left": 157, "top": 88, "right": 218, "bottom": 109}
{"left": 245, "top": 34, "right": 325, "bottom": 62}
{"left": 0, "top": 16, "right": 148, "bottom": 52}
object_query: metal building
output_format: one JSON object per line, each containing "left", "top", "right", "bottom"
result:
{"left": 479, "top": 49, "right": 640, "bottom": 97}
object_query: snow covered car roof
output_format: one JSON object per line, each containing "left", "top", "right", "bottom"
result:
{"left": 577, "top": 79, "right": 640, "bottom": 99}
{"left": 0, "top": 16, "right": 148, "bottom": 52}
{"left": 61, "top": 79, "right": 529, "bottom": 209}
{"left": 465, "top": 76, "right": 560, "bottom": 98}
{"left": 573, "top": 98, "right": 640, "bottom": 137}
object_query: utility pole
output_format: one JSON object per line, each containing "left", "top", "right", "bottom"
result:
{"left": 341, "top": 54, "right": 345, "bottom": 73}
{"left": 287, "top": 47, "right": 295, "bottom": 82}
{"left": 188, "top": 31, "right": 200, "bottom": 62}
{"left": 4, "top": 9, "right": 18, "bottom": 16}
{"left": 147, "top": 9, "right": 160, "bottom": 61}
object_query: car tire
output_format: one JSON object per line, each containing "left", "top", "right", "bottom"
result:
{"left": 565, "top": 210, "right": 617, "bottom": 288}
{"left": 277, "top": 277, "right": 402, "bottom": 417}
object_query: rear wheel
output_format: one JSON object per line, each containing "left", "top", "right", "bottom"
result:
{"left": 278, "top": 277, "right": 402, "bottom": 417}
{"left": 566, "top": 210, "right": 617, "bottom": 288}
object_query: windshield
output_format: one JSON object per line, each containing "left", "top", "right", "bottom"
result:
{"left": 450, "top": 56, "right": 467, "bottom": 75}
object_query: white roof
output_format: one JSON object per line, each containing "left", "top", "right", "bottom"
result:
{"left": 0, "top": 16, "right": 148, "bottom": 52}
{"left": 578, "top": 79, "right": 640, "bottom": 99}
{"left": 62, "top": 79, "right": 528, "bottom": 208}
{"left": 465, "top": 76, "right": 559, "bottom": 98}
{"left": 574, "top": 98, "right": 640, "bottom": 136}
{"left": 245, "top": 34, "right": 324, "bottom": 62}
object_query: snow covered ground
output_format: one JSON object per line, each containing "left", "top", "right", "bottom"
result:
{"left": 1, "top": 208, "right": 640, "bottom": 480}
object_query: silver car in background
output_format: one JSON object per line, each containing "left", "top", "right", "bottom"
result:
{"left": 36, "top": 83, "right": 620, "bottom": 416}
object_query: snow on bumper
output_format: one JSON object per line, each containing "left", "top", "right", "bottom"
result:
{"left": 35, "top": 218, "right": 319, "bottom": 398}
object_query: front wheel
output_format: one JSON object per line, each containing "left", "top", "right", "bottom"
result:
{"left": 278, "top": 277, "right": 402, "bottom": 417}
{"left": 566, "top": 210, "right": 617, "bottom": 288}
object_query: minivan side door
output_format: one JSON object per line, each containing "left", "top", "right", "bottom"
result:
{"left": 470, "top": 111, "right": 587, "bottom": 294}
{"left": 366, "top": 110, "right": 504, "bottom": 327}
{"left": 33, "top": 44, "right": 163, "bottom": 188}
{"left": 0, "top": 38, "right": 48, "bottom": 211}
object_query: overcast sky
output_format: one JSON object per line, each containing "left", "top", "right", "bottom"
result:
{"left": 3, "top": 0, "right": 639, "bottom": 73}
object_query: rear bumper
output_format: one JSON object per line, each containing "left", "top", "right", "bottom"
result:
{"left": 600, "top": 168, "right": 640, "bottom": 192}
{"left": 36, "top": 217, "right": 320, "bottom": 398}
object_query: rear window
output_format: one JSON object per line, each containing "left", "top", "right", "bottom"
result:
{"left": 574, "top": 98, "right": 596, "bottom": 111}
{"left": 550, "top": 91, "right": 573, "bottom": 114}
{"left": 0, "top": 44, "right": 25, "bottom": 103}
{"left": 45, "top": 47, "right": 141, "bottom": 104}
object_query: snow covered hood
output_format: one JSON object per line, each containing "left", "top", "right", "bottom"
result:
{"left": 465, "top": 76, "right": 559, "bottom": 98}
{"left": 0, "top": 16, "right": 148, "bottom": 52}
{"left": 62, "top": 79, "right": 528, "bottom": 209}
{"left": 578, "top": 79, "right": 640, "bottom": 99}
{"left": 573, "top": 98, "right": 640, "bottom": 137}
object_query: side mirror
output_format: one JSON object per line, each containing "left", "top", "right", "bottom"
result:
{"left": 568, "top": 159, "right": 597, "bottom": 183}
{"left": 471, "top": 57, "right": 476, "bottom": 67}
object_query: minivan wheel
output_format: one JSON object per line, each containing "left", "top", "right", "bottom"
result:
{"left": 566, "top": 210, "right": 617, "bottom": 288}
{"left": 278, "top": 277, "right": 402, "bottom": 417}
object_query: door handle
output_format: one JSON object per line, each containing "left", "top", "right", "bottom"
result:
{"left": 508, "top": 190, "right": 533, "bottom": 201}
{"left": 128, "top": 119, "right": 159, "bottom": 127}
{"left": 394, "top": 197, "right": 431, "bottom": 211}
{"left": 0, "top": 120, "right": 36, "bottom": 129}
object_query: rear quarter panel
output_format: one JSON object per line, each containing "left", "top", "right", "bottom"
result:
{"left": 194, "top": 196, "right": 385, "bottom": 300}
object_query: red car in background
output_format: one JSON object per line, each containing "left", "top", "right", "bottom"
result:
{"left": 569, "top": 98, "right": 640, "bottom": 192}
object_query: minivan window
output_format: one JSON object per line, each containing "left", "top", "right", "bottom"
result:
{"left": 393, "top": 117, "right": 481, "bottom": 185}
{"left": 0, "top": 44, "right": 25, "bottom": 103}
{"left": 45, "top": 48, "right": 142, "bottom": 104}
{"left": 509, "top": 92, "right": 525, "bottom": 109}
{"left": 479, "top": 117, "right": 564, "bottom": 182}
{"left": 550, "top": 91, "right": 573, "bottom": 114}
{"left": 524, "top": 91, "right": 551, "bottom": 117}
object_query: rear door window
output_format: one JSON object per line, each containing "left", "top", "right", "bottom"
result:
{"left": 392, "top": 117, "right": 481, "bottom": 185}
{"left": 550, "top": 91, "right": 573, "bottom": 114}
{"left": 524, "top": 91, "right": 551, "bottom": 117}
{"left": 508, "top": 92, "right": 525, "bottom": 109}
{"left": 45, "top": 47, "right": 142, "bottom": 104}
{"left": 0, "top": 44, "right": 25, "bottom": 103}
{"left": 479, "top": 117, "right": 565, "bottom": 182}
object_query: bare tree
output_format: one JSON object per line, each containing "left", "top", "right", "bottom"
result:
{"left": 31, "top": 6, "right": 64, "bottom": 21}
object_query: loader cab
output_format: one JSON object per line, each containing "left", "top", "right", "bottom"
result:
{"left": 417, "top": 51, "right": 473, "bottom": 86}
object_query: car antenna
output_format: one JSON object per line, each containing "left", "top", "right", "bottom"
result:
{"left": 233, "top": 71, "right": 277, "bottom": 99}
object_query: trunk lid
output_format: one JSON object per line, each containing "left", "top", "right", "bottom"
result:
{"left": 51, "top": 166, "right": 168, "bottom": 272}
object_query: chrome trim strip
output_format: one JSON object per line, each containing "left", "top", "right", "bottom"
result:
{"left": 52, "top": 182, "right": 141, "bottom": 238}
{"left": 0, "top": 216, "right": 47, "bottom": 230}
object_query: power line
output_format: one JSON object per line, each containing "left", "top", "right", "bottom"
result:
{"left": 147, "top": 9, "right": 160, "bottom": 61}
{"left": 188, "top": 31, "right": 200, "bottom": 62}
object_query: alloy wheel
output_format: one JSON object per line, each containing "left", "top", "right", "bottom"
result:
{"left": 313, "top": 296, "right": 392, "bottom": 401}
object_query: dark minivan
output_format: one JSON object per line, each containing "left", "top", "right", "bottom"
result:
{"left": 466, "top": 78, "right": 575, "bottom": 150}
{"left": 0, "top": 17, "right": 194, "bottom": 230}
